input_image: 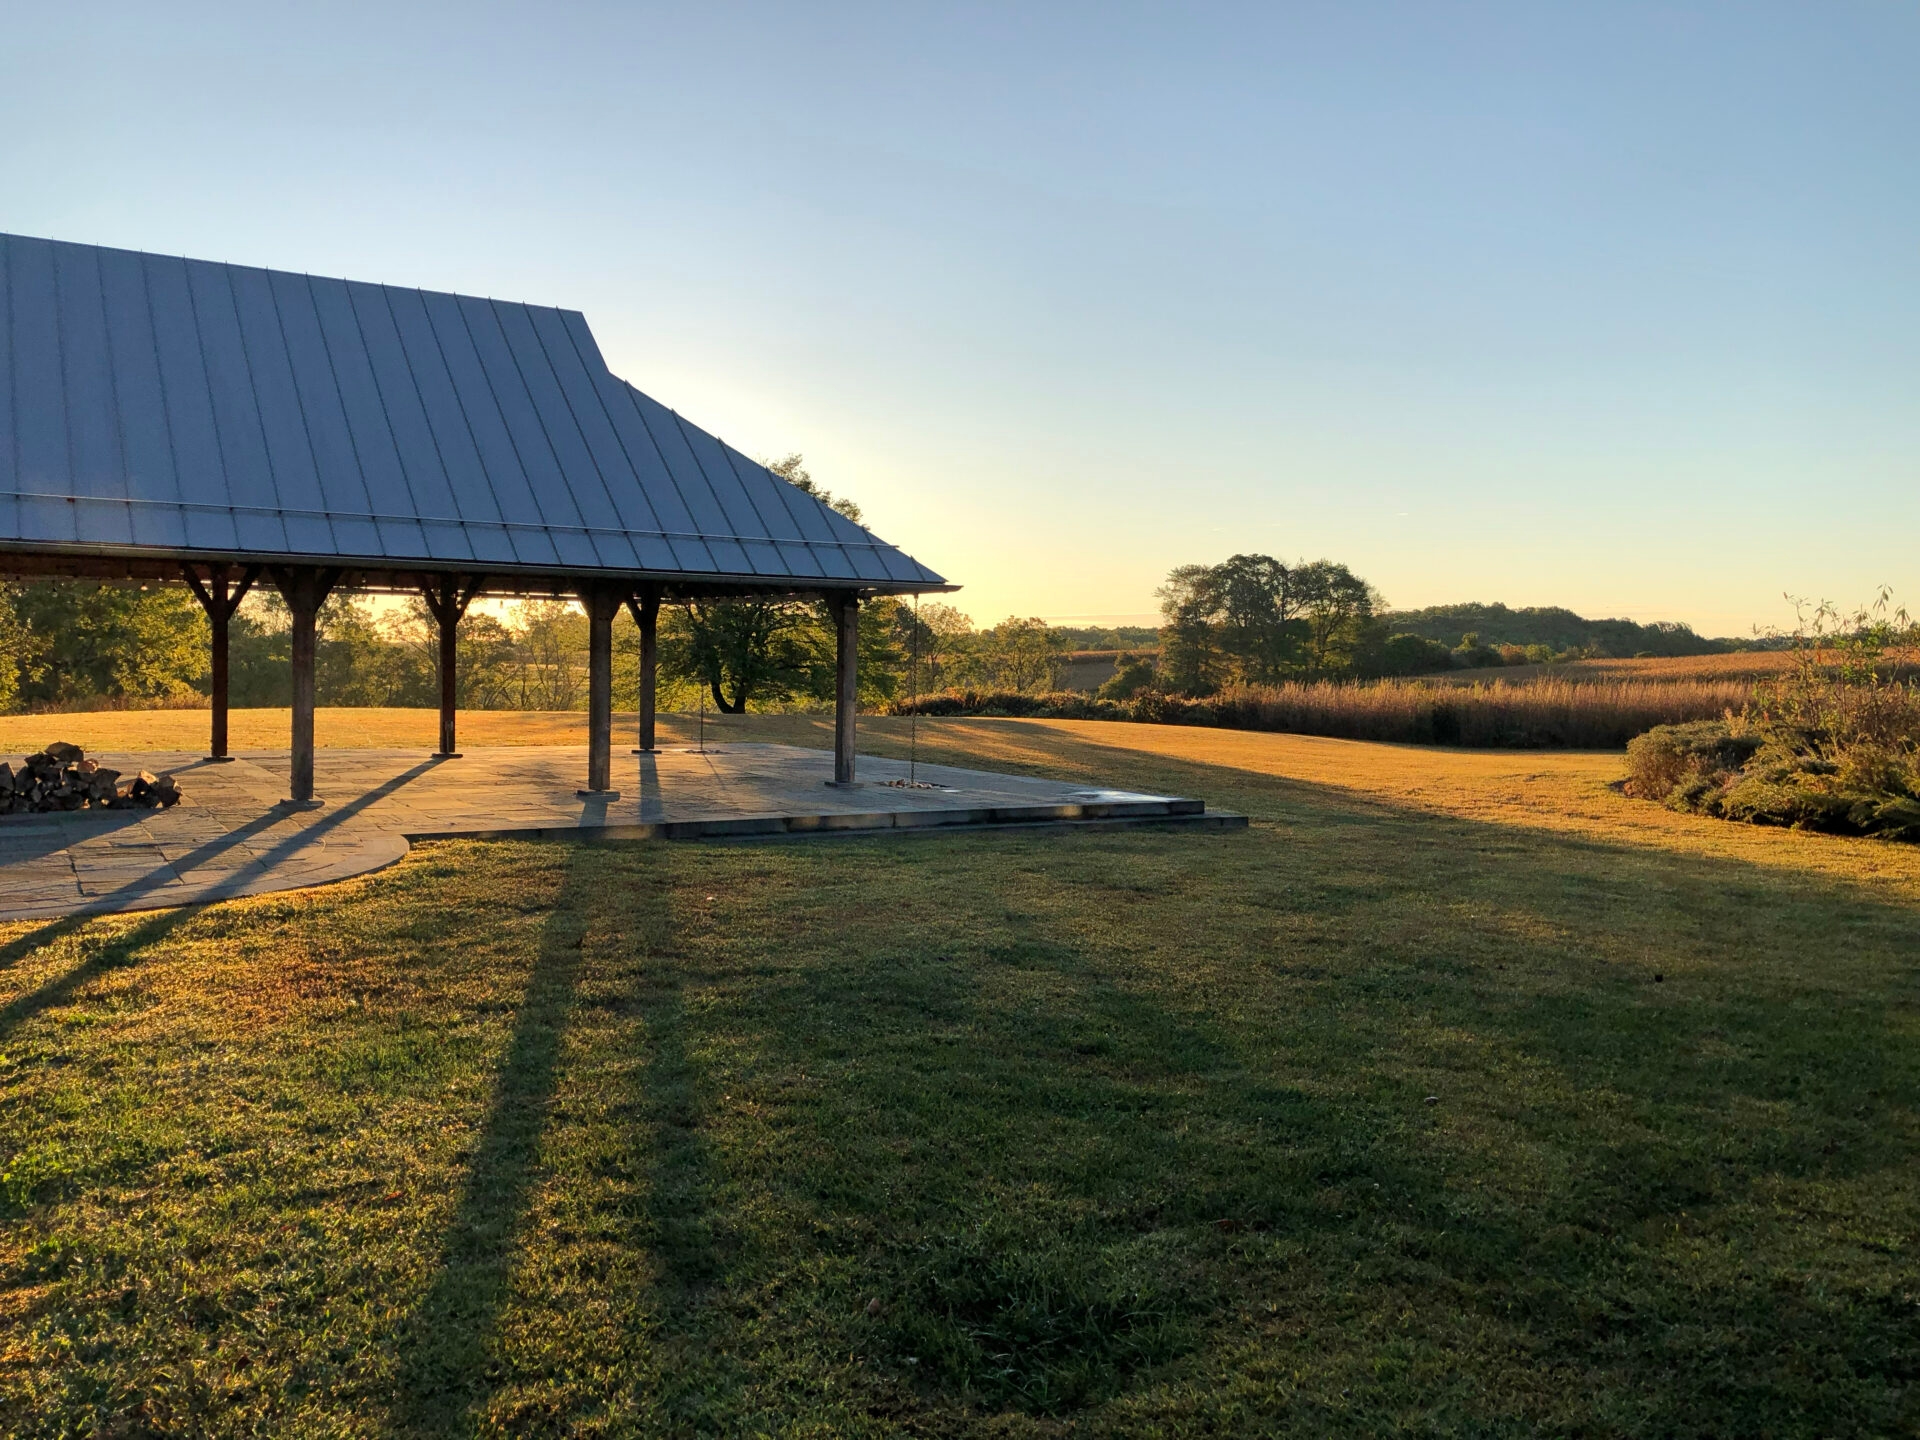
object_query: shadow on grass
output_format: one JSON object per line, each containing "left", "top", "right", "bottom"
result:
{"left": 655, "top": 718, "right": 1920, "bottom": 1428}
{"left": 634, "top": 979, "right": 723, "bottom": 1306}
{"left": 0, "top": 760, "right": 445, "bottom": 1033}
{"left": 387, "top": 846, "right": 597, "bottom": 1435}
{"left": 388, "top": 841, "right": 727, "bottom": 1436}
{"left": 0, "top": 904, "right": 207, "bottom": 1042}
{"left": 313, "top": 727, "right": 1920, "bottom": 1433}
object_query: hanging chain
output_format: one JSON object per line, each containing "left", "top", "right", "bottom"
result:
{"left": 910, "top": 592, "right": 921, "bottom": 784}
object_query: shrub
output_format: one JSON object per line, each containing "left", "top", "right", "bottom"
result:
{"left": 1624, "top": 595, "right": 1920, "bottom": 840}
{"left": 1098, "top": 654, "right": 1159, "bottom": 701}
{"left": 1626, "top": 720, "right": 1920, "bottom": 839}
{"left": 1367, "top": 633, "right": 1453, "bottom": 678}
{"left": 1452, "top": 632, "right": 1505, "bottom": 669}
{"left": 1625, "top": 722, "right": 1766, "bottom": 801}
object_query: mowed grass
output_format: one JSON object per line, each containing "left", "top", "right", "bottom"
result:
{"left": 2, "top": 714, "right": 1918, "bottom": 1436}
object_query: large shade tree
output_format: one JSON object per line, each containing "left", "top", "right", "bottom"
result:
{"left": 1156, "top": 553, "right": 1381, "bottom": 693}
{"left": 660, "top": 456, "right": 906, "bottom": 713}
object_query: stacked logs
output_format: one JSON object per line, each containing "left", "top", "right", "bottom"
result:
{"left": 0, "top": 743, "right": 183, "bottom": 815}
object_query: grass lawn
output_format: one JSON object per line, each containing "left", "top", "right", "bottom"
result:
{"left": 2, "top": 712, "right": 1916, "bottom": 1436}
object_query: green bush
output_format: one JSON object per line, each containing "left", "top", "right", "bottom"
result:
{"left": 1097, "top": 654, "right": 1159, "bottom": 701}
{"left": 1626, "top": 720, "right": 1920, "bottom": 840}
{"left": 1451, "top": 632, "right": 1504, "bottom": 669}
{"left": 1626, "top": 593, "right": 1920, "bottom": 840}
{"left": 1624, "top": 721, "right": 1766, "bottom": 799}
{"left": 1366, "top": 633, "right": 1453, "bottom": 677}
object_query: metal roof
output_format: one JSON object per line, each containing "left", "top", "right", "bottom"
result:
{"left": 0, "top": 232, "right": 947, "bottom": 593}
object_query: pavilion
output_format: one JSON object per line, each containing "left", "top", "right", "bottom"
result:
{"left": 0, "top": 232, "right": 950, "bottom": 803}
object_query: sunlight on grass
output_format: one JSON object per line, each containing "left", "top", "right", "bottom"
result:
{"left": 1, "top": 712, "right": 1916, "bottom": 1434}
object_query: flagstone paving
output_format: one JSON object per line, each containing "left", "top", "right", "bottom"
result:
{"left": 0, "top": 744, "right": 1240, "bottom": 921}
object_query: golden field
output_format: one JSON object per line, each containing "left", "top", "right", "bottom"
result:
{"left": 1432, "top": 647, "right": 1920, "bottom": 686}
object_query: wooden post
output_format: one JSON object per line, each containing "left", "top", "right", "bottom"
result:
{"left": 272, "top": 567, "right": 339, "bottom": 805}
{"left": 579, "top": 584, "right": 622, "bottom": 796}
{"left": 420, "top": 575, "right": 482, "bottom": 758}
{"left": 831, "top": 592, "right": 860, "bottom": 786}
{"left": 436, "top": 608, "right": 457, "bottom": 755}
{"left": 210, "top": 603, "right": 232, "bottom": 759}
{"left": 627, "top": 586, "right": 660, "bottom": 754}
{"left": 182, "top": 563, "right": 259, "bottom": 762}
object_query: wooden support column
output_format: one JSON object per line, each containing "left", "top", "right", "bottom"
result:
{"left": 182, "top": 562, "right": 260, "bottom": 762}
{"left": 830, "top": 592, "right": 860, "bottom": 786}
{"left": 420, "top": 575, "right": 483, "bottom": 758}
{"left": 271, "top": 567, "right": 340, "bottom": 806}
{"left": 626, "top": 586, "right": 661, "bottom": 754}
{"left": 578, "top": 584, "right": 623, "bottom": 796}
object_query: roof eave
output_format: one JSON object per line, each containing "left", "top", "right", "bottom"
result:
{"left": 0, "top": 539, "right": 955, "bottom": 597}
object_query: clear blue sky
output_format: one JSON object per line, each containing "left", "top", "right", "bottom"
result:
{"left": 6, "top": 3, "right": 1914, "bottom": 635}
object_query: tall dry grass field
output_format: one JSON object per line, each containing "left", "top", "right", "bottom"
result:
{"left": 1434, "top": 649, "right": 1920, "bottom": 687}
{"left": 901, "top": 677, "right": 1752, "bottom": 747}
{"left": 1206, "top": 677, "right": 1749, "bottom": 746}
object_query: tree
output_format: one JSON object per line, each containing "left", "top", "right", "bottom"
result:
{"left": 976, "top": 616, "right": 1067, "bottom": 693}
{"left": 1157, "top": 563, "right": 1229, "bottom": 695}
{"left": 892, "top": 602, "right": 976, "bottom": 692}
{"left": 1156, "top": 553, "right": 1381, "bottom": 689}
{"left": 0, "top": 583, "right": 42, "bottom": 712}
{"left": 1158, "top": 553, "right": 1306, "bottom": 693}
{"left": 767, "top": 453, "right": 862, "bottom": 525}
{"left": 658, "top": 454, "right": 911, "bottom": 713}
{"left": 510, "top": 600, "right": 589, "bottom": 710}
{"left": 1209, "top": 553, "right": 1304, "bottom": 682}
{"left": 852, "top": 596, "right": 906, "bottom": 706}
{"left": 9, "top": 580, "right": 207, "bottom": 707}
{"left": 1099, "top": 653, "right": 1160, "bottom": 700}
{"left": 662, "top": 597, "right": 822, "bottom": 713}
{"left": 1365, "top": 632, "right": 1454, "bottom": 677}
{"left": 1291, "top": 560, "right": 1377, "bottom": 674}
{"left": 397, "top": 599, "right": 524, "bottom": 709}
{"left": 314, "top": 596, "right": 431, "bottom": 706}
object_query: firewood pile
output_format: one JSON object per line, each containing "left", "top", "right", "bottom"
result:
{"left": 0, "top": 742, "right": 183, "bottom": 815}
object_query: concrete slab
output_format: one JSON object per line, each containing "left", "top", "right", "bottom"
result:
{"left": 0, "top": 743, "right": 1242, "bottom": 920}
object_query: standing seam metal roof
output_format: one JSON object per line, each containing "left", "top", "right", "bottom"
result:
{"left": 0, "top": 233, "right": 947, "bottom": 591}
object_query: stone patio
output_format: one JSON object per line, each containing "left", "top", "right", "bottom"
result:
{"left": 0, "top": 744, "right": 1242, "bottom": 922}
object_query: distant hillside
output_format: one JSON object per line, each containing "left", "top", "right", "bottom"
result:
{"left": 1381, "top": 603, "right": 1733, "bottom": 657}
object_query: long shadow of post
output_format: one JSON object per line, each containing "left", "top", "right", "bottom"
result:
{"left": 388, "top": 838, "right": 728, "bottom": 1435}
{"left": 0, "top": 903, "right": 207, "bottom": 1042}
{"left": 389, "top": 842, "right": 600, "bottom": 1436}
{"left": 638, "top": 985, "right": 721, "bottom": 1301}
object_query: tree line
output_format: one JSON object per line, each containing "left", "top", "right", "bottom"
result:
{"left": 0, "top": 581, "right": 1096, "bottom": 717}
{"left": 1084, "top": 553, "right": 1728, "bottom": 700}
{"left": 1383, "top": 601, "right": 1728, "bottom": 659}
{"left": 1118, "top": 552, "right": 1453, "bottom": 696}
